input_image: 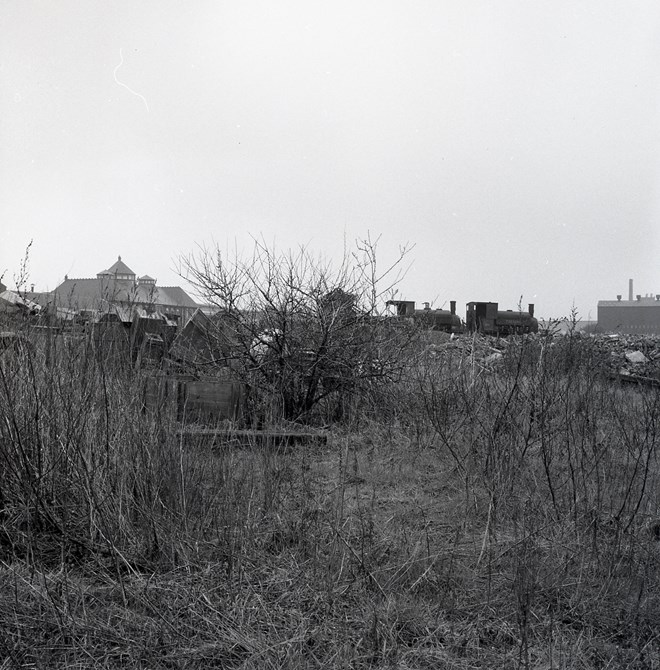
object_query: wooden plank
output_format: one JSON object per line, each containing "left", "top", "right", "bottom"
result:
{"left": 178, "top": 428, "right": 328, "bottom": 448}
{"left": 609, "top": 372, "right": 660, "bottom": 388}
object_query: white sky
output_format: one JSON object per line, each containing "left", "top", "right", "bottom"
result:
{"left": 2, "top": 0, "right": 659, "bottom": 319}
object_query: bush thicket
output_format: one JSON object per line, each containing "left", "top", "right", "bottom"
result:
{"left": 1, "top": 265, "right": 660, "bottom": 667}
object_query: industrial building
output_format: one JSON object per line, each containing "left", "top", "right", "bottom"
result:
{"left": 597, "top": 279, "right": 660, "bottom": 335}
{"left": 33, "top": 257, "right": 200, "bottom": 324}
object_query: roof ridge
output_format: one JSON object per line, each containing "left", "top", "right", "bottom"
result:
{"left": 60, "top": 277, "right": 102, "bottom": 282}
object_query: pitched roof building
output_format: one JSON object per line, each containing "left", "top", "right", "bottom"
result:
{"left": 50, "top": 256, "right": 200, "bottom": 324}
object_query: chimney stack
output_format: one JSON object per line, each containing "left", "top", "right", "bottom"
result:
{"left": 450, "top": 300, "right": 456, "bottom": 315}
{"left": 629, "top": 278, "right": 633, "bottom": 301}
{"left": 528, "top": 303, "right": 535, "bottom": 317}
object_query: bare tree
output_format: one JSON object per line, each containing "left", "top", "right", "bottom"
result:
{"left": 177, "top": 236, "right": 416, "bottom": 424}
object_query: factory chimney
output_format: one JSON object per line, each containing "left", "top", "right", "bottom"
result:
{"left": 629, "top": 278, "right": 633, "bottom": 301}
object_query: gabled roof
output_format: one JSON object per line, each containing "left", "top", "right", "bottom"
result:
{"left": 24, "top": 291, "right": 53, "bottom": 308}
{"left": 98, "top": 256, "right": 135, "bottom": 278}
{"left": 53, "top": 277, "right": 136, "bottom": 310}
{"left": 157, "top": 286, "right": 200, "bottom": 308}
{"left": 52, "top": 278, "right": 200, "bottom": 311}
{"left": 129, "top": 284, "right": 197, "bottom": 307}
{"left": 170, "top": 309, "right": 235, "bottom": 366}
{"left": 0, "top": 290, "right": 42, "bottom": 313}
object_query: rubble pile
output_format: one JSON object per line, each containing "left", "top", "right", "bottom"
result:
{"left": 423, "top": 331, "right": 660, "bottom": 385}
{"left": 592, "top": 333, "right": 660, "bottom": 384}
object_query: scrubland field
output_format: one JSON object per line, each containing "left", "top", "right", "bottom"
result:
{"left": 1, "top": 323, "right": 660, "bottom": 669}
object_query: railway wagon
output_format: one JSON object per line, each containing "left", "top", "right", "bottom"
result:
{"left": 466, "top": 302, "right": 538, "bottom": 335}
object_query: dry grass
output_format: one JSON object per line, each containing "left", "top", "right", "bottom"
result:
{"left": 1, "top": 324, "right": 660, "bottom": 668}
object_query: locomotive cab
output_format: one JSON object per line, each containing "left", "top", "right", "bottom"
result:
{"left": 466, "top": 302, "right": 499, "bottom": 333}
{"left": 386, "top": 300, "right": 416, "bottom": 317}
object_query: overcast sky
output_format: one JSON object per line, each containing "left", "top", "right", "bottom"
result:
{"left": 2, "top": 1, "right": 659, "bottom": 319}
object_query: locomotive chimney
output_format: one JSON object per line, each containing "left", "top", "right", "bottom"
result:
{"left": 450, "top": 300, "right": 456, "bottom": 315}
{"left": 528, "top": 304, "right": 535, "bottom": 317}
{"left": 629, "top": 278, "right": 633, "bottom": 301}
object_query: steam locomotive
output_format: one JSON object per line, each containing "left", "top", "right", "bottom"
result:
{"left": 465, "top": 301, "right": 538, "bottom": 335}
{"left": 386, "top": 300, "right": 463, "bottom": 333}
{"left": 387, "top": 299, "right": 538, "bottom": 336}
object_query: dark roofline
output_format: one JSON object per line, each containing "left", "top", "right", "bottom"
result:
{"left": 598, "top": 300, "right": 660, "bottom": 307}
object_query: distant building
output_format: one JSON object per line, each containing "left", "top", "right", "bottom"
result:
{"left": 45, "top": 256, "right": 200, "bottom": 324}
{"left": 597, "top": 279, "right": 660, "bottom": 335}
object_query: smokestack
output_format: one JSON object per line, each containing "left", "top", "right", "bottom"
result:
{"left": 528, "top": 304, "right": 535, "bottom": 318}
{"left": 629, "top": 278, "right": 633, "bottom": 301}
{"left": 450, "top": 300, "right": 456, "bottom": 315}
